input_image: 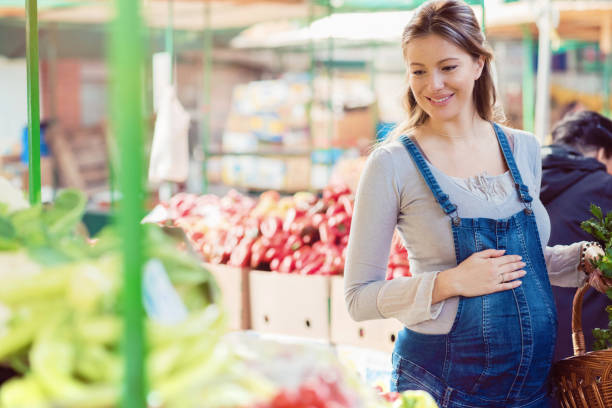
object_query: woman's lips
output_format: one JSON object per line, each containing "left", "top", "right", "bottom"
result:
{"left": 426, "top": 93, "right": 454, "bottom": 106}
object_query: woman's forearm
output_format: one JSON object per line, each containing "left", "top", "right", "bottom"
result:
{"left": 432, "top": 268, "right": 459, "bottom": 304}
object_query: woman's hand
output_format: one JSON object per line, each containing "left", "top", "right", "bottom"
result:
{"left": 434, "top": 249, "right": 526, "bottom": 302}
{"left": 583, "top": 244, "right": 612, "bottom": 293}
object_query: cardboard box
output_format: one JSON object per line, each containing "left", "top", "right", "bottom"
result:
{"left": 312, "top": 106, "right": 375, "bottom": 150}
{"left": 204, "top": 263, "right": 251, "bottom": 331}
{"left": 283, "top": 156, "right": 310, "bottom": 192}
{"left": 249, "top": 271, "right": 331, "bottom": 340}
{"left": 330, "top": 276, "right": 403, "bottom": 353}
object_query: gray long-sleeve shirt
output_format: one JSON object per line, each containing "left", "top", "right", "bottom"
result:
{"left": 345, "top": 126, "right": 585, "bottom": 335}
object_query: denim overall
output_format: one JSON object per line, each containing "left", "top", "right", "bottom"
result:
{"left": 390, "top": 124, "right": 557, "bottom": 408}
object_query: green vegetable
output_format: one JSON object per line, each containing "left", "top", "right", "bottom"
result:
{"left": 581, "top": 205, "right": 612, "bottom": 350}
{"left": 0, "top": 189, "right": 271, "bottom": 408}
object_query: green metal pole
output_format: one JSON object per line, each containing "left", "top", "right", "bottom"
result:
{"left": 604, "top": 53, "right": 611, "bottom": 117}
{"left": 480, "top": 0, "right": 485, "bottom": 34}
{"left": 522, "top": 25, "right": 535, "bottom": 133}
{"left": 25, "top": 0, "right": 41, "bottom": 205}
{"left": 201, "top": 1, "right": 212, "bottom": 194}
{"left": 110, "top": 0, "right": 146, "bottom": 407}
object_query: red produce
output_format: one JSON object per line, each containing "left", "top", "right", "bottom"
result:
{"left": 223, "top": 232, "right": 241, "bottom": 259}
{"left": 260, "top": 190, "right": 281, "bottom": 202}
{"left": 319, "top": 223, "right": 337, "bottom": 244}
{"left": 251, "top": 237, "right": 269, "bottom": 269}
{"left": 284, "top": 235, "right": 303, "bottom": 253}
{"left": 325, "top": 203, "right": 345, "bottom": 219}
{"left": 264, "top": 247, "right": 280, "bottom": 263}
{"left": 392, "top": 266, "right": 411, "bottom": 278}
{"left": 307, "top": 200, "right": 329, "bottom": 216}
{"left": 300, "top": 225, "right": 319, "bottom": 245}
{"left": 293, "top": 247, "right": 314, "bottom": 269}
{"left": 311, "top": 213, "right": 326, "bottom": 228}
{"left": 338, "top": 194, "right": 354, "bottom": 217}
{"left": 327, "top": 213, "right": 351, "bottom": 237}
{"left": 340, "top": 235, "right": 349, "bottom": 247}
{"left": 229, "top": 237, "right": 255, "bottom": 267}
{"left": 270, "top": 257, "right": 282, "bottom": 272}
{"left": 261, "top": 216, "right": 283, "bottom": 238}
{"left": 244, "top": 216, "right": 261, "bottom": 239}
{"left": 190, "top": 231, "right": 204, "bottom": 243}
{"left": 283, "top": 207, "right": 306, "bottom": 232}
{"left": 168, "top": 192, "right": 198, "bottom": 217}
{"left": 301, "top": 256, "right": 325, "bottom": 275}
{"left": 323, "top": 184, "right": 351, "bottom": 203}
{"left": 279, "top": 256, "right": 296, "bottom": 273}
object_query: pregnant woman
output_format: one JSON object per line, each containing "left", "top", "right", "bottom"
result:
{"left": 344, "top": 1, "right": 603, "bottom": 407}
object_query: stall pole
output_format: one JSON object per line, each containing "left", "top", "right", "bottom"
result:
{"left": 167, "top": 0, "right": 175, "bottom": 84}
{"left": 201, "top": 1, "right": 212, "bottom": 194}
{"left": 159, "top": 0, "right": 176, "bottom": 201}
{"left": 308, "top": 0, "right": 315, "bottom": 155}
{"left": 26, "top": 0, "right": 41, "bottom": 205}
{"left": 110, "top": 0, "right": 146, "bottom": 406}
{"left": 534, "top": 0, "right": 553, "bottom": 142}
{"left": 522, "top": 25, "right": 535, "bottom": 132}
{"left": 602, "top": 13, "right": 612, "bottom": 116}
{"left": 604, "top": 54, "right": 611, "bottom": 117}
{"left": 480, "top": 0, "right": 485, "bottom": 34}
{"left": 326, "top": 0, "right": 334, "bottom": 148}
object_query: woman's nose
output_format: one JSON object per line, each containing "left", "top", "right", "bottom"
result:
{"left": 429, "top": 72, "right": 444, "bottom": 90}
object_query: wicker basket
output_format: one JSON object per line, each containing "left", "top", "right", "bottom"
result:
{"left": 550, "top": 283, "right": 612, "bottom": 408}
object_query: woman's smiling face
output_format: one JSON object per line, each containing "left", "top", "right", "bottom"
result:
{"left": 404, "top": 34, "right": 484, "bottom": 124}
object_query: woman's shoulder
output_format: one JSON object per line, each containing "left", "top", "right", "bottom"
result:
{"left": 497, "top": 124, "right": 540, "bottom": 151}
{"left": 370, "top": 139, "right": 417, "bottom": 166}
{"left": 365, "top": 139, "right": 420, "bottom": 179}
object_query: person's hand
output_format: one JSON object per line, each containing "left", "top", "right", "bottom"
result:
{"left": 447, "top": 249, "right": 526, "bottom": 297}
{"left": 583, "top": 244, "right": 612, "bottom": 293}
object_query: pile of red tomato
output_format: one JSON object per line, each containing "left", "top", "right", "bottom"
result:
{"left": 165, "top": 184, "right": 410, "bottom": 278}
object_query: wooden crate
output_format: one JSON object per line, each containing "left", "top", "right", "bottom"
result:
{"left": 46, "top": 124, "right": 109, "bottom": 196}
{"left": 330, "top": 276, "right": 403, "bottom": 353}
{"left": 249, "top": 271, "right": 331, "bottom": 340}
{"left": 205, "top": 263, "right": 251, "bottom": 331}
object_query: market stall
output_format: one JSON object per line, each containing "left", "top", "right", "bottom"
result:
{"left": 5, "top": 0, "right": 612, "bottom": 407}
{"left": 0, "top": 0, "right": 441, "bottom": 407}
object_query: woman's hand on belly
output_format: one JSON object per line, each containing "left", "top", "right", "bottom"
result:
{"left": 433, "top": 249, "right": 526, "bottom": 302}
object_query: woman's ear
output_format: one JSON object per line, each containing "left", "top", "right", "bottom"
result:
{"left": 474, "top": 56, "right": 485, "bottom": 80}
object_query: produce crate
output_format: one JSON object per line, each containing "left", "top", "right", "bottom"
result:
{"left": 330, "top": 276, "right": 403, "bottom": 353}
{"left": 205, "top": 263, "right": 251, "bottom": 331}
{"left": 249, "top": 271, "right": 331, "bottom": 340}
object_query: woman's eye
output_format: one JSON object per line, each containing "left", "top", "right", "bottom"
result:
{"left": 412, "top": 70, "right": 425, "bottom": 75}
{"left": 442, "top": 65, "right": 458, "bottom": 72}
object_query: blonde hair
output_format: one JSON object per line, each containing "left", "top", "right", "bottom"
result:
{"left": 387, "top": 0, "right": 503, "bottom": 142}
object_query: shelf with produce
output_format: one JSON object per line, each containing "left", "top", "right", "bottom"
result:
{"left": 145, "top": 182, "right": 411, "bottom": 352}
{"left": 206, "top": 44, "right": 379, "bottom": 192}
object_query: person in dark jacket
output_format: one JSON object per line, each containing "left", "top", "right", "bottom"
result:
{"left": 541, "top": 110, "right": 612, "bottom": 364}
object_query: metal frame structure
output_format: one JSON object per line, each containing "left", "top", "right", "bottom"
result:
{"left": 16, "top": 1, "right": 612, "bottom": 405}
{"left": 24, "top": 0, "right": 148, "bottom": 405}
{"left": 25, "top": 0, "right": 41, "bottom": 204}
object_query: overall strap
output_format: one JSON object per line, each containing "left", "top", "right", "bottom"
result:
{"left": 399, "top": 136, "right": 459, "bottom": 222}
{"left": 491, "top": 123, "right": 533, "bottom": 205}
